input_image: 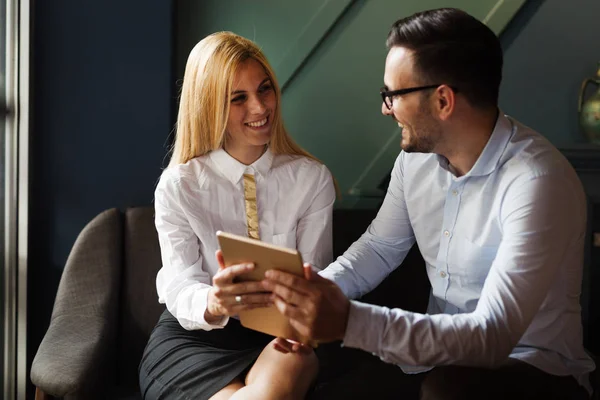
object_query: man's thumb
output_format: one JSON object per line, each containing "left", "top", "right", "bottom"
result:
{"left": 303, "top": 263, "right": 313, "bottom": 280}
{"left": 303, "top": 263, "right": 329, "bottom": 283}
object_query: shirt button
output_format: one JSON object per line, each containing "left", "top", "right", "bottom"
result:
{"left": 440, "top": 271, "right": 447, "bottom": 278}
{"left": 444, "top": 230, "right": 450, "bottom": 237}
{"left": 452, "top": 190, "right": 458, "bottom": 196}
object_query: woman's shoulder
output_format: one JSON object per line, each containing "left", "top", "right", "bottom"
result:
{"left": 157, "top": 156, "right": 211, "bottom": 191}
{"left": 271, "top": 154, "right": 332, "bottom": 182}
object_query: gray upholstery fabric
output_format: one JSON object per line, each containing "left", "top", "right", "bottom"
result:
{"left": 117, "top": 207, "right": 164, "bottom": 390}
{"left": 29, "top": 206, "right": 600, "bottom": 399}
{"left": 31, "top": 208, "right": 123, "bottom": 398}
{"left": 30, "top": 206, "right": 166, "bottom": 399}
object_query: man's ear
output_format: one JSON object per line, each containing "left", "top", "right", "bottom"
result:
{"left": 436, "top": 85, "right": 455, "bottom": 121}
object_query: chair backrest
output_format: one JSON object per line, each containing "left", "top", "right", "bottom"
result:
{"left": 112, "top": 206, "right": 430, "bottom": 391}
{"left": 116, "top": 207, "right": 165, "bottom": 388}
{"left": 332, "top": 208, "right": 429, "bottom": 313}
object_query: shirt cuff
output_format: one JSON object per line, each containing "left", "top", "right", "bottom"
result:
{"left": 342, "top": 300, "right": 387, "bottom": 354}
{"left": 341, "top": 301, "right": 434, "bottom": 374}
{"left": 191, "top": 287, "right": 229, "bottom": 330}
{"left": 317, "top": 267, "right": 336, "bottom": 282}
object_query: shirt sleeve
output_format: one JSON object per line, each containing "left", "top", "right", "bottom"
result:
{"left": 296, "top": 164, "right": 336, "bottom": 271}
{"left": 319, "top": 152, "right": 416, "bottom": 299}
{"left": 341, "top": 173, "right": 584, "bottom": 368}
{"left": 154, "top": 170, "right": 228, "bottom": 331}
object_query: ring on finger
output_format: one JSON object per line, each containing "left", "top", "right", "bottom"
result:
{"left": 235, "top": 295, "right": 242, "bottom": 303}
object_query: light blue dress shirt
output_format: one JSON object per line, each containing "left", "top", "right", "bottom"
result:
{"left": 320, "top": 113, "right": 596, "bottom": 392}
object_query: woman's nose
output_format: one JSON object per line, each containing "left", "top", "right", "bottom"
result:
{"left": 248, "top": 94, "right": 266, "bottom": 114}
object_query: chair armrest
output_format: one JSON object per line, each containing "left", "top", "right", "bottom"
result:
{"left": 31, "top": 315, "right": 115, "bottom": 397}
{"left": 31, "top": 208, "right": 124, "bottom": 398}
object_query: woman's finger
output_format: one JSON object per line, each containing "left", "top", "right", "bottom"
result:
{"left": 213, "top": 263, "right": 254, "bottom": 285}
{"left": 215, "top": 250, "right": 226, "bottom": 270}
{"left": 291, "top": 341, "right": 313, "bottom": 354}
{"left": 273, "top": 338, "right": 292, "bottom": 354}
{"left": 218, "top": 281, "right": 268, "bottom": 296}
{"left": 228, "top": 293, "right": 272, "bottom": 308}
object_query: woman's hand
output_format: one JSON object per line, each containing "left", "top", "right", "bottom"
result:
{"left": 205, "top": 250, "right": 272, "bottom": 320}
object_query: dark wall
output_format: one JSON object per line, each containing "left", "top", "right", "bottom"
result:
{"left": 498, "top": 0, "right": 600, "bottom": 145}
{"left": 28, "top": 0, "right": 173, "bottom": 396}
{"left": 25, "top": 0, "right": 600, "bottom": 397}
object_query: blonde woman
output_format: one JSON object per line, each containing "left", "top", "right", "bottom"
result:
{"left": 138, "top": 32, "right": 336, "bottom": 400}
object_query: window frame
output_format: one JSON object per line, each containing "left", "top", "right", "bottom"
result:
{"left": 3, "top": 0, "right": 30, "bottom": 398}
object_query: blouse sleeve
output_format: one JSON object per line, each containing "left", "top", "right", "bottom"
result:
{"left": 154, "top": 170, "right": 228, "bottom": 331}
{"left": 295, "top": 163, "right": 336, "bottom": 271}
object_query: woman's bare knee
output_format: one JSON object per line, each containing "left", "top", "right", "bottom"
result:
{"left": 209, "top": 377, "right": 245, "bottom": 400}
{"left": 245, "top": 339, "right": 318, "bottom": 399}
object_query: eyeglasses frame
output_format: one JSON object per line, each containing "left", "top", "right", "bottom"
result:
{"left": 380, "top": 84, "right": 458, "bottom": 109}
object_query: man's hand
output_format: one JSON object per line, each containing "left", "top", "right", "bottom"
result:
{"left": 263, "top": 264, "right": 350, "bottom": 343}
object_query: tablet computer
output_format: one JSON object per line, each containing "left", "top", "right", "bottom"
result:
{"left": 216, "top": 230, "right": 305, "bottom": 342}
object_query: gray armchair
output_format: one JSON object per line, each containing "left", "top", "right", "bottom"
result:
{"left": 31, "top": 207, "right": 165, "bottom": 399}
{"left": 30, "top": 204, "right": 434, "bottom": 400}
{"left": 31, "top": 206, "right": 597, "bottom": 399}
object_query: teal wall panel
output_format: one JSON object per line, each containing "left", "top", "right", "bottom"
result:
{"left": 499, "top": 0, "right": 600, "bottom": 146}
{"left": 177, "top": 1, "right": 525, "bottom": 208}
{"left": 176, "top": 0, "right": 354, "bottom": 84}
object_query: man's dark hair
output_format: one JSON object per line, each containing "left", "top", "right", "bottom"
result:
{"left": 386, "top": 8, "right": 503, "bottom": 109}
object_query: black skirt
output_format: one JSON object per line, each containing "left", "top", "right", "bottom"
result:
{"left": 139, "top": 309, "right": 274, "bottom": 400}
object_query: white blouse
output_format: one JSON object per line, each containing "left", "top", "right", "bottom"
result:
{"left": 154, "top": 148, "right": 335, "bottom": 331}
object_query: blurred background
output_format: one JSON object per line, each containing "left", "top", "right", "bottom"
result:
{"left": 3, "top": 0, "right": 600, "bottom": 398}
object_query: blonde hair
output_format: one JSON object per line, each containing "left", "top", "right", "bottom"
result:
{"left": 168, "top": 31, "right": 321, "bottom": 168}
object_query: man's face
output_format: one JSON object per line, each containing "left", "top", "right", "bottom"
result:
{"left": 382, "top": 47, "right": 442, "bottom": 153}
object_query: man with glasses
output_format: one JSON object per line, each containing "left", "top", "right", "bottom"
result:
{"left": 263, "top": 7, "right": 595, "bottom": 399}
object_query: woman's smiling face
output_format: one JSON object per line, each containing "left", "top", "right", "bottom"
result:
{"left": 224, "top": 58, "right": 276, "bottom": 158}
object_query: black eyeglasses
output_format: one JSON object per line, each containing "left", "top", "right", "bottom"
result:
{"left": 380, "top": 84, "right": 457, "bottom": 109}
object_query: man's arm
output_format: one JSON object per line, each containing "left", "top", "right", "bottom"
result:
{"left": 347, "top": 173, "right": 584, "bottom": 366}
{"left": 319, "top": 152, "right": 416, "bottom": 298}
{"left": 268, "top": 173, "right": 585, "bottom": 367}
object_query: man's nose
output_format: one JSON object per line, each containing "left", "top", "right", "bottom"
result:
{"left": 381, "top": 102, "right": 392, "bottom": 116}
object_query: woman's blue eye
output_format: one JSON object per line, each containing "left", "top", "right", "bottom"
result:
{"left": 231, "top": 95, "right": 246, "bottom": 103}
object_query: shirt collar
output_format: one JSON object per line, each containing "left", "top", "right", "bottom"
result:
{"left": 209, "top": 147, "right": 274, "bottom": 185}
{"left": 437, "top": 111, "right": 513, "bottom": 178}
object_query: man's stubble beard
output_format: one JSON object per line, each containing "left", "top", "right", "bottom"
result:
{"left": 401, "top": 104, "right": 440, "bottom": 154}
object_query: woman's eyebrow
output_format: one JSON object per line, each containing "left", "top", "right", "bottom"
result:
{"left": 231, "top": 78, "right": 271, "bottom": 96}
{"left": 257, "top": 77, "right": 270, "bottom": 87}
